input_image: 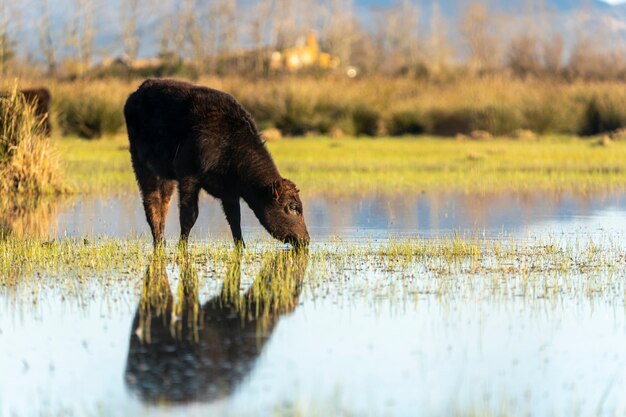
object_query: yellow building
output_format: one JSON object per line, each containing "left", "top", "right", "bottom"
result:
{"left": 270, "top": 32, "right": 340, "bottom": 72}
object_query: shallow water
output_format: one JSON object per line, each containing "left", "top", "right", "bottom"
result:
{"left": 1, "top": 192, "right": 626, "bottom": 417}
{"left": 17, "top": 191, "right": 626, "bottom": 242}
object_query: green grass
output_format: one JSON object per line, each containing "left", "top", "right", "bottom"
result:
{"left": 57, "top": 134, "right": 626, "bottom": 195}
{"left": 0, "top": 234, "right": 623, "bottom": 318}
{"left": 57, "top": 135, "right": 135, "bottom": 192}
{"left": 1, "top": 234, "right": 622, "bottom": 290}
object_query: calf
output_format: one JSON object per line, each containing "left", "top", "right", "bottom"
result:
{"left": 124, "top": 79, "right": 309, "bottom": 247}
{"left": 0, "top": 88, "right": 52, "bottom": 136}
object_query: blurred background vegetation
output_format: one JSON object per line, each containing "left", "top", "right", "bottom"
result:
{"left": 1, "top": 0, "right": 626, "bottom": 139}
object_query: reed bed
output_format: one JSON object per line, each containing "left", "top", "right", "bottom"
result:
{"left": 0, "top": 86, "right": 65, "bottom": 195}
{"left": 17, "top": 75, "right": 626, "bottom": 139}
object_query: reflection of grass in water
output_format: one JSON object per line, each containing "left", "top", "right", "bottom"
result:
{"left": 136, "top": 248, "right": 309, "bottom": 345}
{"left": 1, "top": 236, "right": 623, "bottom": 305}
{"left": 0, "top": 197, "right": 59, "bottom": 239}
{"left": 57, "top": 135, "right": 626, "bottom": 195}
{"left": 125, "top": 249, "right": 309, "bottom": 406}
{"left": 272, "top": 398, "right": 524, "bottom": 417}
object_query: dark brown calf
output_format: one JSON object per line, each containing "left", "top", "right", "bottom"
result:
{"left": 124, "top": 79, "right": 309, "bottom": 247}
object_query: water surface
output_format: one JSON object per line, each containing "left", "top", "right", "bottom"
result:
{"left": 1, "top": 191, "right": 626, "bottom": 417}
{"left": 20, "top": 191, "right": 626, "bottom": 242}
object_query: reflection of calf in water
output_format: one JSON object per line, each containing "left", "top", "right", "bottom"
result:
{"left": 125, "top": 248, "right": 309, "bottom": 403}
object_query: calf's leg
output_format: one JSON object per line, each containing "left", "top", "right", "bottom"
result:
{"left": 131, "top": 150, "right": 168, "bottom": 246}
{"left": 157, "top": 179, "right": 176, "bottom": 242}
{"left": 159, "top": 180, "right": 176, "bottom": 223}
{"left": 178, "top": 177, "right": 200, "bottom": 243}
{"left": 222, "top": 198, "right": 244, "bottom": 247}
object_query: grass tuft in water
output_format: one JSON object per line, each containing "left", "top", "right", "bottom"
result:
{"left": 1, "top": 236, "right": 624, "bottom": 309}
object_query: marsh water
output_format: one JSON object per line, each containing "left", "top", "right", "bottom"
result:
{"left": 22, "top": 191, "right": 626, "bottom": 242}
{"left": 1, "top": 192, "right": 626, "bottom": 417}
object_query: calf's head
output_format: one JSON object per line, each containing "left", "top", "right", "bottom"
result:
{"left": 257, "top": 178, "right": 309, "bottom": 247}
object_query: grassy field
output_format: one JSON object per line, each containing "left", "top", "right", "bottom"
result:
{"left": 58, "top": 134, "right": 626, "bottom": 195}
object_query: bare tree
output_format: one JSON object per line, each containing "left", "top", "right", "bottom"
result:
{"left": 202, "top": 0, "right": 239, "bottom": 73}
{"left": 151, "top": 0, "right": 175, "bottom": 63}
{"left": 296, "top": 0, "right": 321, "bottom": 33}
{"left": 566, "top": 34, "right": 622, "bottom": 80}
{"left": 180, "top": 0, "right": 205, "bottom": 72}
{"left": 248, "top": 0, "right": 273, "bottom": 72}
{"left": 169, "top": 1, "right": 187, "bottom": 60}
{"left": 375, "top": 0, "right": 421, "bottom": 75}
{"left": 39, "top": 0, "right": 57, "bottom": 75}
{"left": 507, "top": 34, "right": 541, "bottom": 77}
{"left": 272, "top": 0, "right": 298, "bottom": 50}
{"left": 321, "top": 0, "right": 357, "bottom": 67}
{"left": 214, "top": 0, "right": 237, "bottom": 55}
{"left": 398, "top": 0, "right": 421, "bottom": 70}
{"left": 158, "top": 16, "right": 174, "bottom": 60}
{"left": 121, "top": 0, "right": 140, "bottom": 64}
{"left": 428, "top": 0, "right": 452, "bottom": 73}
{"left": 80, "top": 0, "right": 94, "bottom": 72}
{"left": 460, "top": 2, "right": 500, "bottom": 72}
{"left": 347, "top": 24, "right": 377, "bottom": 74}
{"left": 541, "top": 34, "right": 564, "bottom": 76}
{"left": 66, "top": 0, "right": 95, "bottom": 76}
{"left": 567, "top": 35, "right": 600, "bottom": 79}
{"left": 0, "top": 0, "right": 15, "bottom": 76}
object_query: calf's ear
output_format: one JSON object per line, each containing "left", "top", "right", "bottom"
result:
{"left": 268, "top": 179, "right": 281, "bottom": 201}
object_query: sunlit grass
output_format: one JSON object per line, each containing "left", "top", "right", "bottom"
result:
{"left": 57, "top": 134, "right": 134, "bottom": 192}
{"left": 57, "top": 134, "right": 626, "bottom": 195}
{"left": 1, "top": 235, "right": 623, "bottom": 305}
